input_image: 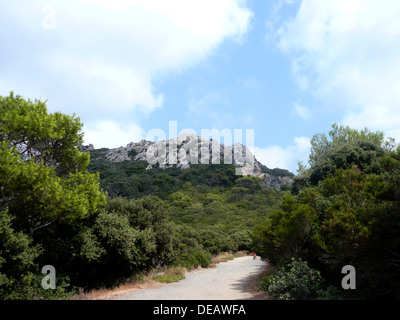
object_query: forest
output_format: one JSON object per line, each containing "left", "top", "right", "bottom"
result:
{"left": 1, "top": 93, "right": 400, "bottom": 300}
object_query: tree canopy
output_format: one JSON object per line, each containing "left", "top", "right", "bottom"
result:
{"left": 0, "top": 92, "right": 106, "bottom": 236}
{"left": 252, "top": 124, "right": 400, "bottom": 299}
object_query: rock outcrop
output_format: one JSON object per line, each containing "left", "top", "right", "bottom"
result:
{"left": 257, "top": 173, "right": 293, "bottom": 190}
{"left": 89, "top": 132, "right": 294, "bottom": 190}
{"left": 80, "top": 143, "right": 94, "bottom": 151}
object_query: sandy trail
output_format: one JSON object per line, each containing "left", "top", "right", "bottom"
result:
{"left": 116, "top": 256, "right": 268, "bottom": 300}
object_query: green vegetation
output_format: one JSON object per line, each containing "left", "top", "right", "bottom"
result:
{"left": 0, "top": 93, "right": 106, "bottom": 299}
{"left": 87, "top": 151, "right": 238, "bottom": 199}
{"left": 253, "top": 124, "right": 400, "bottom": 299}
{"left": 87, "top": 152, "right": 286, "bottom": 261}
{"left": 86, "top": 149, "right": 293, "bottom": 200}
{"left": 260, "top": 165, "right": 294, "bottom": 178}
{"left": 152, "top": 267, "right": 186, "bottom": 283}
{"left": 3, "top": 92, "right": 400, "bottom": 300}
{"left": 257, "top": 258, "right": 339, "bottom": 300}
{"left": 0, "top": 93, "right": 284, "bottom": 299}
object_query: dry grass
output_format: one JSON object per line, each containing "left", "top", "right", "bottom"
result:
{"left": 71, "top": 267, "right": 168, "bottom": 300}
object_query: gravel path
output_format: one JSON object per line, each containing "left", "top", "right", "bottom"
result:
{"left": 116, "top": 256, "right": 268, "bottom": 300}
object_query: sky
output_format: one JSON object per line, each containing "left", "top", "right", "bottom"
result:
{"left": 1, "top": 0, "right": 400, "bottom": 173}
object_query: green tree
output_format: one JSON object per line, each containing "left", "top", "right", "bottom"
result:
{"left": 197, "top": 228, "right": 234, "bottom": 254}
{"left": 230, "top": 187, "right": 250, "bottom": 201}
{"left": 170, "top": 192, "right": 193, "bottom": 209}
{"left": 252, "top": 194, "right": 315, "bottom": 265}
{"left": 302, "top": 123, "right": 388, "bottom": 187}
{"left": 0, "top": 93, "right": 106, "bottom": 236}
{"left": 235, "top": 176, "right": 261, "bottom": 193}
{"left": 0, "top": 210, "right": 42, "bottom": 299}
{"left": 103, "top": 196, "right": 175, "bottom": 267}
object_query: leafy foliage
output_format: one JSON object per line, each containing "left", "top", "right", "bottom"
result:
{"left": 0, "top": 93, "right": 107, "bottom": 297}
{"left": 0, "top": 93, "right": 106, "bottom": 236}
{"left": 173, "top": 248, "right": 212, "bottom": 270}
{"left": 87, "top": 151, "right": 286, "bottom": 257}
{"left": 0, "top": 210, "right": 41, "bottom": 299}
{"left": 252, "top": 194, "right": 315, "bottom": 265}
{"left": 253, "top": 124, "right": 400, "bottom": 299}
{"left": 0, "top": 92, "right": 292, "bottom": 298}
{"left": 292, "top": 124, "right": 388, "bottom": 192}
{"left": 260, "top": 258, "right": 338, "bottom": 300}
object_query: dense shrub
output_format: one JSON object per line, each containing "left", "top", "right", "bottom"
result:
{"left": 197, "top": 229, "right": 234, "bottom": 254}
{"left": 262, "top": 258, "right": 337, "bottom": 300}
{"left": 251, "top": 194, "right": 314, "bottom": 265}
{"left": 230, "top": 230, "right": 252, "bottom": 251}
{"left": 0, "top": 211, "right": 42, "bottom": 299}
{"left": 173, "top": 248, "right": 212, "bottom": 270}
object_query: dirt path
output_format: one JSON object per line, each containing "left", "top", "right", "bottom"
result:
{"left": 115, "top": 256, "right": 268, "bottom": 300}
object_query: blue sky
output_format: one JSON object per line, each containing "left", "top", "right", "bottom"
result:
{"left": 1, "top": 0, "right": 400, "bottom": 173}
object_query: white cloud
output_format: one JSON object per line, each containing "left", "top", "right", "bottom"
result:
{"left": 51, "top": 0, "right": 253, "bottom": 72}
{"left": 275, "top": 0, "right": 400, "bottom": 135}
{"left": 44, "top": 56, "right": 164, "bottom": 117}
{"left": 254, "top": 136, "right": 310, "bottom": 173}
{"left": 0, "top": 0, "right": 253, "bottom": 145}
{"left": 83, "top": 120, "right": 144, "bottom": 149}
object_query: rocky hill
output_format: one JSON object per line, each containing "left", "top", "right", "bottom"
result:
{"left": 84, "top": 133, "right": 294, "bottom": 190}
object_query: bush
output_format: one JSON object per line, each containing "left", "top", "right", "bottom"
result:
{"left": 193, "top": 249, "right": 212, "bottom": 268}
{"left": 230, "top": 230, "right": 251, "bottom": 251}
{"left": 173, "top": 248, "right": 212, "bottom": 270}
{"left": 197, "top": 229, "right": 234, "bottom": 254}
{"left": 29, "top": 273, "right": 77, "bottom": 300}
{"left": 0, "top": 211, "right": 42, "bottom": 299}
{"left": 255, "top": 274, "right": 271, "bottom": 292}
{"left": 265, "top": 258, "right": 324, "bottom": 300}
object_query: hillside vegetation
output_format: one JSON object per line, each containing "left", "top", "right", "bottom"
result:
{"left": 2, "top": 93, "right": 400, "bottom": 300}
{"left": 0, "top": 93, "right": 284, "bottom": 298}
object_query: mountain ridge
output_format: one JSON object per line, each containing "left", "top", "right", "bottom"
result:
{"left": 83, "top": 133, "right": 294, "bottom": 190}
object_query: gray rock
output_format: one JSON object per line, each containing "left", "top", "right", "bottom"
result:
{"left": 256, "top": 173, "right": 293, "bottom": 190}
{"left": 80, "top": 144, "right": 94, "bottom": 151}
{"left": 100, "top": 133, "right": 294, "bottom": 189}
